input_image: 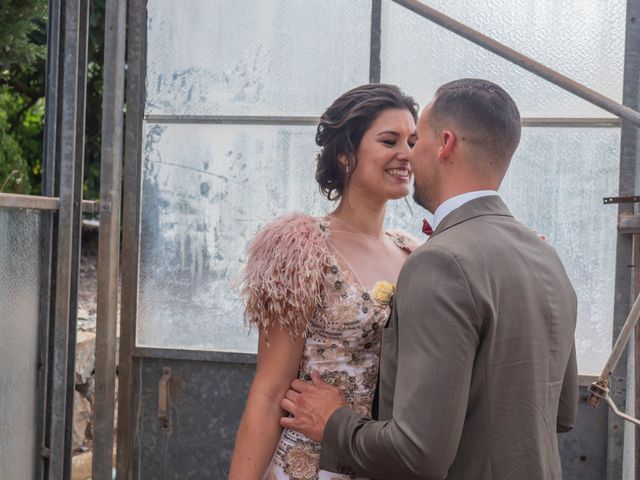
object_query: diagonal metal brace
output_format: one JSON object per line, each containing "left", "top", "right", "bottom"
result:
{"left": 587, "top": 292, "right": 640, "bottom": 427}
{"left": 588, "top": 382, "right": 640, "bottom": 427}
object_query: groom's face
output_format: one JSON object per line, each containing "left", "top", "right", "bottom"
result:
{"left": 410, "top": 104, "right": 439, "bottom": 213}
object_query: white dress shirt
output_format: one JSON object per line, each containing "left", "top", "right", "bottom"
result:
{"left": 432, "top": 190, "right": 499, "bottom": 231}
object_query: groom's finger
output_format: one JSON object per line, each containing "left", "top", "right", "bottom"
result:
{"left": 280, "top": 415, "right": 296, "bottom": 429}
{"left": 291, "top": 378, "right": 313, "bottom": 392}
{"left": 280, "top": 398, "right": 296, "bottom": 416}
{"left": 311, "top": 370, "right": 326, "bottom": 387}
{"left": 284, "top": 389, "right": 300, "bottom": 403}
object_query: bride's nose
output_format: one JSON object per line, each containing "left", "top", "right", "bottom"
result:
{"left": 397, "top": 142, "right": 412, "bottom": 159}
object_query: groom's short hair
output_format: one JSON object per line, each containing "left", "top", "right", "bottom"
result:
{"left": 431, "top": 79, "right": 521, "bottom": 167}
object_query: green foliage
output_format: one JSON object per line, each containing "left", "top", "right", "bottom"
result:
{"left": 0, "top": 116, "right": 30, "bottom": 194}
{"left": 0, "top": 1, "right": 47, "bottom": 70}
{"left": 0, "top": 1, "right": 47, "bottom": 193}
{"left": 84, "top": 0, "right": 106, "bottom": 200}
{"left": 0, "top": 0, "right": 105, "bottom": 198}
{"left": 0, "top": 85, "right": 44, "bottom": 193}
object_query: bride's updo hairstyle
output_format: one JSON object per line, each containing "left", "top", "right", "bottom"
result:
{"left": 315, "top": 83, "right": 418, "bottom": 201}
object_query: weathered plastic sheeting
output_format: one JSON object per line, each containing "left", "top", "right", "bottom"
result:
{"left": 136, "top": 122, "right": 618, "bottom": 376}
{"left": 380, "top": 0, "right": 625, "bottom": 118}
{"left": 137, "top": 123, "right": 328, "bottom": 352}
{"left": 501, "top": 127, "right": 620, "bottom": 375}
{"left": 145, "top": 0, "right": 371, "bottom": 117}
{"left": 0, "top": 209, "right": 42, "bottom": 480}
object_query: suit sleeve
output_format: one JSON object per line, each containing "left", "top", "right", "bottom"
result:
{"left": 557, "top": 341, "right": 578, "bottom": 432}
{"left": 319, "top": 247, "right": 481, "bottom": 479}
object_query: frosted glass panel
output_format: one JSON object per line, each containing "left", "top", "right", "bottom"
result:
{"left": 137, "top": 123, "right": 330, "bottom": 352}
{"left": 138, "top": 123, "right": 619, "bottom": 373}
{"left": 501, "top": 128, "right": 619, "bottom": 375}
{"left": 146, "top": 0, "right": 371, "bottom": 116}
{"left": 0, "top": 209, "right": 42, "bottom": 480}
{"left": 387, "top": 128, "right": 620, "bottom": 375}
{"left": 381, "top": 0, "right": 624, "bottom": 117}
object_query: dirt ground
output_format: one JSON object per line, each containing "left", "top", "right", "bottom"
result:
{"left": 71, "top": 450, "right": 116, "bottom": 480}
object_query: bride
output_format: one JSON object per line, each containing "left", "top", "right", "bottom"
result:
{"left": 229, "top": 83, "right": 421, "bottom": 480}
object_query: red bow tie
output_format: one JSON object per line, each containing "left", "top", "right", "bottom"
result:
{"left": 422, "top": 218, "right": 433, "bottom": 236}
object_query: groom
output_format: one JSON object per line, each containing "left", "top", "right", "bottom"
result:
{"left": 280, "top": 79, "right": 578, "bottom": 479}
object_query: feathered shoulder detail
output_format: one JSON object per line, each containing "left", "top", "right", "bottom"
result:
{"left": 241, "top": 213, "right": 330, "bottom": 339}
{"left": 386, "top": 229, "right": 423, "bottom": 253}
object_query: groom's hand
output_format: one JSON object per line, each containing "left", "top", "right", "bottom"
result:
{"left": 280, "top": 371, "right": 347, "bottom": 442}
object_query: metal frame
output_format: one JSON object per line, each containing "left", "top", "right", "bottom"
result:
{"left": 391, "top": 0, "right": 640, "bottom": 128}
{"left": 91, "top": 0, "right": 127, "bottom": 478}
{"left": 134, "top": 347, "right": 257, "bottom": 365}
{"left": 35, "top": 1, "right": 63, "bottom": 477}
{"left": 144, "top": 114, "right": 622, "bottom": 129}
{"left": 0, "top": 193, "right": 100, "bottom": 213}
{"left": 114, "top": 1, "right": 640, "bottom": 479}
{"left": 369, "top": 0, "right": 382, "bottom": 83}
{"left": 45, "top": 0, "right": 88, "bottom": 478}
{"left": 615, "top": 2, "right": 640, "bottom": 478}
{"left": 62, "top": 3, "right": 90, "bottom": 478}
{"left": 116, "top": 0, "right": 147, "bottom": 475}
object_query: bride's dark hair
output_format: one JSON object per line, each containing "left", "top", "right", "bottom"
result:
{"left": 315, "top": 83, "right": 418, "bottom": 201}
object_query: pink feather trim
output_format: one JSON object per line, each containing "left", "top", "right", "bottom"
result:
{"left": 241, "top": 213, "right": 330, "bottom": 339}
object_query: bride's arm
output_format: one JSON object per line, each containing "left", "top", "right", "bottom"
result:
{"left": 228, "top": 325, "right": 305, "bottom": 480}
{"left": 231, "top": 213, "right": 327, "bottom": 478}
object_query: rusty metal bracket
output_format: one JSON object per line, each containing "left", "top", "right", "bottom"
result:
{"left": 81, "top": 200, "right": 100, "bottom": 214}
{"left": 588, "top": 381, "right": 640, "bottom": 427}
{"left": 158, "top": 367, "right": 171, "bottom": 431}
{"left": 603, "top": 195, "right": 640, "bottom": 205}
{"left": 618, "top": 213, "right": 640, "bottom": 234}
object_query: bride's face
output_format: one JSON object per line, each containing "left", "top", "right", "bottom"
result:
{"left": 344, "top": 108, "right": 416, "bottom": 202}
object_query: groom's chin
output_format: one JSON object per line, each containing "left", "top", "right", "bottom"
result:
{"left": 412, "top": 189, "right": 430, "bottom": 212}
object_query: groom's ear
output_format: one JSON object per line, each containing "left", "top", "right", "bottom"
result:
{"left": 438, "top": 129, "right": 457, "bottom": 161}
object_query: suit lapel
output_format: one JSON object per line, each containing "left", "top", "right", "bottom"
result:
{"left": 429, "top": 195, "right": 514, "bottom": 240}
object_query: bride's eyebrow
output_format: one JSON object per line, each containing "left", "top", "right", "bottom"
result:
{"left": 376, "top": 130, "right": 417, "bottom": 140}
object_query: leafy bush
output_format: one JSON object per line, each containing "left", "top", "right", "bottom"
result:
{"left": 0, "top": 0, "right": 104, "bottom": 198}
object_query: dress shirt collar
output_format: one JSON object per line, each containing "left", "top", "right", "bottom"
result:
{"left": 432, "top": 190, "right": 499, "bottom": 231}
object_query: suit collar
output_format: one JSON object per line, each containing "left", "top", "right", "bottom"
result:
{"left": 429, "top": 195, "right": 513, "bottom": 239}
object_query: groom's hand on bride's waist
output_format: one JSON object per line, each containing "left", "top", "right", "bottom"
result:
{"left": 280, "top": 370, "right": 347, "bottom": 442}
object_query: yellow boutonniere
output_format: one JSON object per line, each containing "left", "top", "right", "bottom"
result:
{"left": 371, "top": 280, "right": 396, "bottom": 306}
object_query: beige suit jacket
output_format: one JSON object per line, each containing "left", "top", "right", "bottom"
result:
{"left": 319, "top": 196, "right": 578, "bottom": 479}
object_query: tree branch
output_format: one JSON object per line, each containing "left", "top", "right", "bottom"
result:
{"left": 0, "top": 76, "right": 44, "bottom": 99}
{"left": 8, "top": 96, "right": 39, "bottom": 134}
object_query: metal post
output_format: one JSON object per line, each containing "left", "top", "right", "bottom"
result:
{"left": 391, "top": 0, "right": 640, "bottom": 127}
{"left": 608, "top": 1, "right": 640, "bottom": 478}
{"left": 635, "top": 234, "right": 640, "bottom": 479}
{"left": 92, "top": 0, "right": 127, "bottom": 478}
{"left": 116, "top": 0, "right": 147, "bottom": 477}
{"left": 369, "top": 0, "right": 382, "bottom": 83}
{"left": 35, "top": 2, "right": 62, "bottom": 477}
{"left": 62, "top": 1, "right": 90, "bottom": 478}
{"left": 47, "top": 0, "right": 83, "bottom": 478}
